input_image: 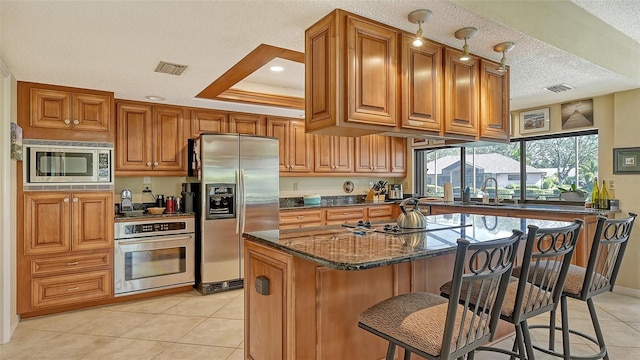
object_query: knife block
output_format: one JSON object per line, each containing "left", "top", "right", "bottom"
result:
{"left": 365, "top": 189, "right": 378, "bottom": 202}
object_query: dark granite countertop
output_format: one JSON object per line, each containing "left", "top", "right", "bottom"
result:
{"left": 420, "top": 200, "right": 616, "bottom": 216}
{"left": 243, "top": 214, "right": 572, "bottom": 271}
{"left": 279, "top": 200, "right": 399, "bottom": 210}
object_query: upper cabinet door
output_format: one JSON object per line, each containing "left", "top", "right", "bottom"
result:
{"left": 29, "top": 88, "right": 72, "bottom": 130}
{"left": 480, "top": 59, "right": 510, "bottom": 141}
{"left": 346, "top": 15, "right": 397, "bottom": 127}
{"left": 229, "top": 113, "right": 266, "bottom": 135}
{"left": 116, "top": 102, "right": 153, "bottom": 172}
{"left": 24, "top": 192, "right": 71, "bottom": 255}
{"left": 400, "top": 34, "right": 443, "bottom": 134}
{"left": 390, "top": 137, "right": 407, "bottom": 174}
{"left": 355, "top": 135, "right": 390, "bottom": 173}
{"left": 191, "top": 109, "right": 228, "bottom": 137}
{"left": 444, "top": 47, "right": 480, "bottom": 138}
{"left": 153, "top": 106, "right": 186, "bottom": 172}
{"left": 72, "top": 192, "right": 114, "bottom": 251}
{"left": 71, "top": 93, "right": 111, "bottom": 132}
{"left": 288, "top": 120, "right": 313, "bottom": 173}
{"left": 267, "top": 118, "right": 290, "bottom": 172}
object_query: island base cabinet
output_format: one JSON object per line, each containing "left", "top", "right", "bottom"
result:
{"left": 246, "top": 240, "right": 484, "bottom": 360}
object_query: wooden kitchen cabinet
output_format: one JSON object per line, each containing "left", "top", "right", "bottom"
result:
{"left": 355, "top": 135, "right": 390, "bottom": 173}
{"left": 18, "top": 82, "right": 114, "bottom": 142}
{"left": 399, "top": 34, "right": 443, "bottom": 134}
{"left": 444, "top": 48, "right": 480, "bottom": 138}
{"left": 390, "top": 137, "right": 407, "bottom": 174}
{"left": 267, "top": 117, "right": 313, "bottom": 173}
{"left": 191, "top": 109, "right": 228, "bottom": 137}
{"left": 20, "top": 190, "right": 114, "bottom": 314}
{"left": 480, "top": 59, "right": 510, "bottom": 141}
{"left": 305, "top": 9, "right": 397, "bottom": 136}
{"left": 116, "top": 101, "right": 187, "bottom": 175}
{"left": 229, "top": 113, "right": 266, "bottom": 135}
{"left": 23, "top": 191, "right": 114, "bottom": 255}
{"left": 280, "top": 208, "right": 324, "bottom": 229}
{"left": 314, "top": 135, "right": 354, "bottom": 173}
{"left": 325, "top": 207, "right": 366, "bottom": 225}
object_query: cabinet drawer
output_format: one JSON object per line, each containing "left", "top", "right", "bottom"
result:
{"left": 325, "top": 207, "right": 365, "bottom": 221}
{"left": 367, "top": 205, "right": 394, "bottom": 219}
{"left": 32, "top": 270, "right": 112, "bottom": 309}
{"left": 31, "top": 252, "right": 112, "bottom": 277}
{"left": 280, "top": 209, "right": 323, "bottom": 226}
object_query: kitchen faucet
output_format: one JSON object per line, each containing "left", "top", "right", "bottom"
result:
{"left": 481, "top": 177, "right": 500, "bottom": 204}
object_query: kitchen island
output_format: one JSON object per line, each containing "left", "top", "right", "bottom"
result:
{"left": 243, "top": 214, "right": 573, "bottom": 360}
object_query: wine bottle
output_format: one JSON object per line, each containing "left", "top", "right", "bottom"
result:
{"left": 601, "top": 179, "right": 609, "bottom": 210}
{"left": 592, "top": 177, "right": 600, "bottom": 209}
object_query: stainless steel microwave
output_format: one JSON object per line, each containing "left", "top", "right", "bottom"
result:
{"left": 26, "top": 144, "right": 113, "bottom": 184}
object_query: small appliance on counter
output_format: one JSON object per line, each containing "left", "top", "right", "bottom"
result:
{"left": 120, "top": 189, "right": 133, "bottom": 212}
{"left": 387, "top": 183, "right": 404, "bottom": 200}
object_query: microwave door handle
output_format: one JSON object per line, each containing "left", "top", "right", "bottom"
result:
{"left": 116, "top": 235, "right": 193, "bottom": 246}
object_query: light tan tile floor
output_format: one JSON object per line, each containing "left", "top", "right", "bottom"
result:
{"left": 2, "top": 290, "right": 640, "bottom": 359}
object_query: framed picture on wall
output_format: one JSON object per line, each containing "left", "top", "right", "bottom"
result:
{"left": 614, "top": 147, "right": 640, "bottom": 174}
{"left": 561, "top": 99, "right": 594, "bottom": 130}
{"left": 519, "top": 108, "right": 550, "bottom": 134}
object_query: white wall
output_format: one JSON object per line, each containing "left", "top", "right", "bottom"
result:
{"left": 0, "top": 59, "right": 19, "bottom": 344}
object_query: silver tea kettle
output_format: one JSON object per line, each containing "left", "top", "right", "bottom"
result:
{"left": 396, "top": 198, "right": 427, "bottom": 229}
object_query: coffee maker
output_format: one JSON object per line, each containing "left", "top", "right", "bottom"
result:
{"left": 387, "top": 183, "right": 404, "bottom": 200}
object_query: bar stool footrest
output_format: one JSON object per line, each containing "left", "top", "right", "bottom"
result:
{"left": 476, "top": 345, "right": 525, "bottom": 359}
{"left": 528, "top": 324, "right": 607, "bottom": 360}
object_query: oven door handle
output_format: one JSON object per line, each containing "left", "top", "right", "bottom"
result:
{"left": 116, "top": 235, "right": 193, "bottom": 246}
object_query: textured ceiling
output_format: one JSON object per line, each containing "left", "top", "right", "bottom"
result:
{"left": 0, "top": 0, "right": 638, "bottom": 118}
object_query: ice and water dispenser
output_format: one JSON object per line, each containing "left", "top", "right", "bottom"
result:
{"left": 206, "top": 184, "right": 235, "bottom": 220}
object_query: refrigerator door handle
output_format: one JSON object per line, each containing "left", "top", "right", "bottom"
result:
{"left": 235, "top": 168, "right": 240, "bottom": 235}
{"left": 240, "top": 168, "right": 247, "bottom": 235}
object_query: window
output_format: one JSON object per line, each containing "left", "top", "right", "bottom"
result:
{"left": 414, "top": 130, "right": 598, "bottom": 202}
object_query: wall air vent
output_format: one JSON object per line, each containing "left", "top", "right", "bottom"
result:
{"left": 544, "top": 83, "right": 574, "bottom": 93}
{"left": 154, "top": 61, "right": 188, "bottom": 75}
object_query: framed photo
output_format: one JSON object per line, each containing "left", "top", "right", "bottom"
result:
{"left": 614, "top": 147, "right": 640, "bottom": 174}
{"left": 561, "top": 99, "right": 593, "bottom": 130}
{"left": 520, "top": 108, "right": 550, "bottom": 134}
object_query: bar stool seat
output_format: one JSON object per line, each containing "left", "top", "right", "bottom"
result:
{"left": 358, "top": 231, "right": 523, "bottom": 360}
{"left": 521, "top": 213, "right": 637, "bottom": 360}
{"left": 440, "top": 220, "right": 583, "bottom": 360}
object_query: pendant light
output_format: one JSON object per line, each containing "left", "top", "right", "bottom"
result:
{"left": 493, "top": 42, "right": 515, "bottom": 72}
{"left": 408, "top": 9, "right": 432, "bottom": 47}
{"left": 454, "top": 27, "right": 478, "bottom": 61}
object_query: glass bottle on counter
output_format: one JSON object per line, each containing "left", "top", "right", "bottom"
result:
{"left": 600, "top": 179, "right": 609, "bottom": 210}
{"left": 591, "top": 177, "right": 600, "bottom": 209}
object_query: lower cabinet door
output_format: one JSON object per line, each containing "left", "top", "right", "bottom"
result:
{"left": 31, "top": 270, "right": 112, "bottom": 309}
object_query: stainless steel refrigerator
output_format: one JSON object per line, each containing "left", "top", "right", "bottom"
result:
{"left": 191, "top": 133, "right": 279, "bottom": 294}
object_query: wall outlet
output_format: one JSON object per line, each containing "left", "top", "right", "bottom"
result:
{"left": 293, "top": 182, "right": 298, "bottom": 191}
{"left": 609, "top": 179, "right": 615, "bottom": 190}
{"left": 143, "top": 176, "right": 151, "bottom": 185}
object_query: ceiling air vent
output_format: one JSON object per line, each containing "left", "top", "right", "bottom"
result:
{"left": 154, "top": 61, "right": 188, "bottom": 76}
{"left": 544, "top": 83, "right": 574, "bottom": 93}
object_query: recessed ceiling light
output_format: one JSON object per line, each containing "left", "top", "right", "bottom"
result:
{"left": 145, "top": 95, "right": 166, "bottom": 101}
{"left": 269, "top": 66, "right": 284, "bottom": 72}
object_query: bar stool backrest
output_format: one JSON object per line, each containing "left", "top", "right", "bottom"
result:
{"left": 512, "top": 220, "right": 583, "bottom": 323}
{"left": 580, "top": 213, "right": 637, "bottom": 300}
{"left": 442, "top": 230, "right": 522, "bottom": 359}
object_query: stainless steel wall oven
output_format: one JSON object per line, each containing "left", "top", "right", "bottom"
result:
{"left": 114, "top": 217, "right": 195, "bottom": 296}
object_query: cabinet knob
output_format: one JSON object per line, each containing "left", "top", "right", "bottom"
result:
{"left": 73, "top": 198, "right": 78, "bottom": 203}
{"left": 146, "top": 162, "right": 152, "bottom": 167}
{"left": 66, "top": 261, "right": 79, "bottom": 266}
{"left": 64, "top": 119, "right": 71, "bottom": 125}
{"left": 73, "top": 119, "right": 80, "bottom": 125}
{"left": 67, "top": 287, "right": 80, "bottom": 292}
{"left": 63, "top": 197, "right": 70, "bottom": 203}
{"left": 153, "top": 162, "right": 159, "bottom": 166}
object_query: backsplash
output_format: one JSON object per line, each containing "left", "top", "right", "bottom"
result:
{"left": 114, "top": 176, "right": 408, "bottom": 203}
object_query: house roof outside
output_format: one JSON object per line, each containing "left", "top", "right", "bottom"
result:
{"left": 426, "top": 154, "right": 543, "bottom": 175}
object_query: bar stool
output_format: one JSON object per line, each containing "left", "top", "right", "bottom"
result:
{"left": 358, "top": 230, "right": 522, "bottom": 360}
{"left": 440, "top": 220, "right": 583, "bottom": 360}
{"left": 529, "top": 213, "right": 637, "bottom": 360}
